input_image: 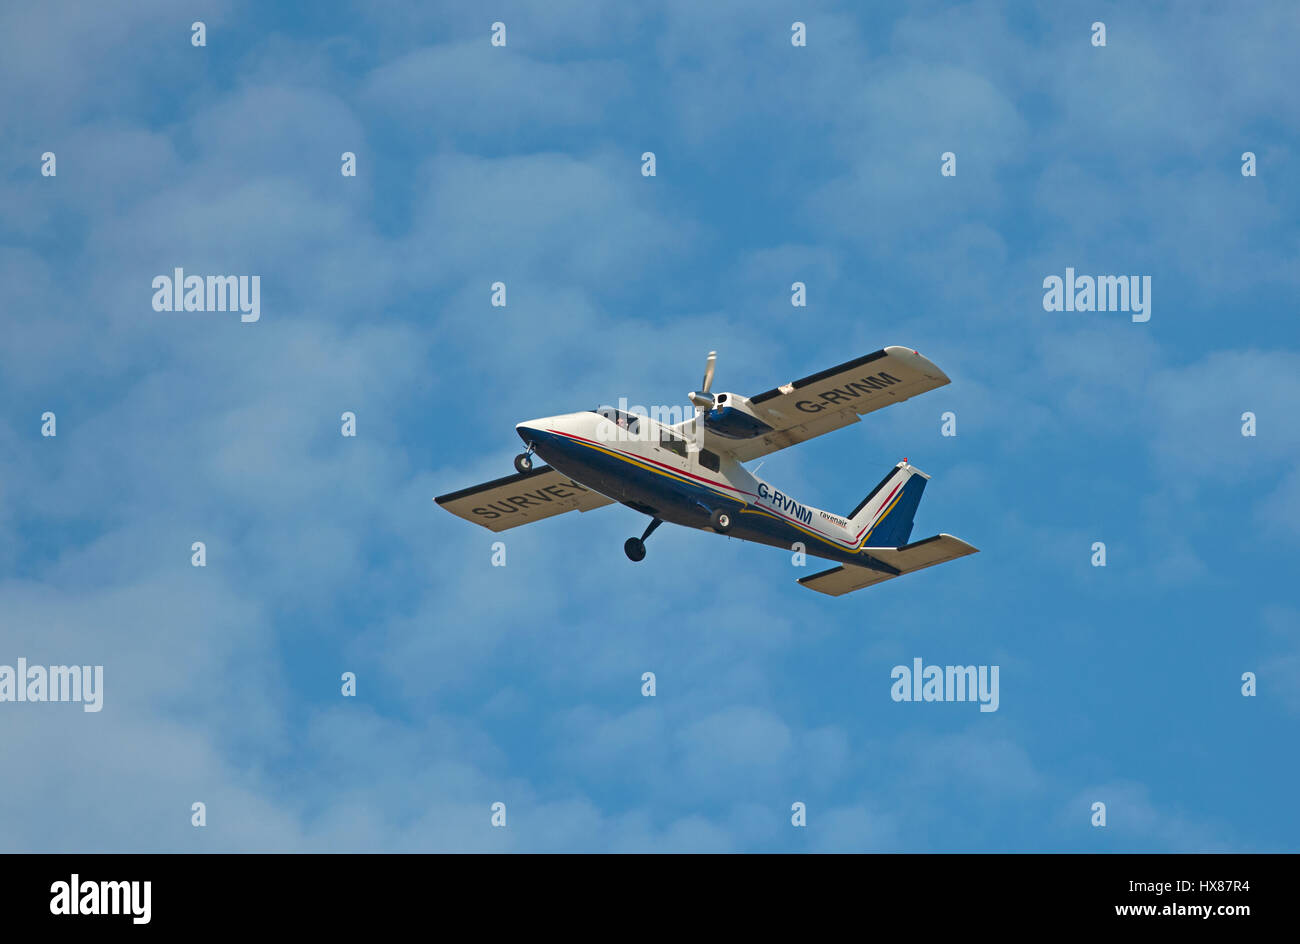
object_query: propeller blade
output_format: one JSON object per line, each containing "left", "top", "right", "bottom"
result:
{"left": 688, "top": 351, "right": 719, "bottom": 452}
{"left": 701, "top": 351, "right": 717, "bottom": 394}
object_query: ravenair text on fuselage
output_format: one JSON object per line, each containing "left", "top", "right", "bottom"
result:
{"left": 435, "top": 346, "right": 978, "bottom": 595}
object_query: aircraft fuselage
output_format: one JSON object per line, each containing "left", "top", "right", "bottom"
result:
{"left": 516, "top": 410, "right": 878, "bottom": 566}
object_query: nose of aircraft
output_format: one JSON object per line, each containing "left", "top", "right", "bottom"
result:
{"left": 517, "top": 414, "right": 572, "bottom": 441}
{"left": 515, "top": 420, "right": 541, "bottom": 444}
{"left": 517, "top": 413, "right": 591, "bottom": 447}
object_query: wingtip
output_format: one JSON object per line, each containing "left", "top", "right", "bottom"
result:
{"left": 884, "top": 345, "right": 951, "bottom": 383}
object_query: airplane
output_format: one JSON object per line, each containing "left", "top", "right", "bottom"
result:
{"left": 435, "top": 346, "right": 978, "bottom": 595}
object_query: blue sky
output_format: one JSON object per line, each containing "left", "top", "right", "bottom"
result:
{"left": 1, "top": 0, "right": 1297, "bottom": 851}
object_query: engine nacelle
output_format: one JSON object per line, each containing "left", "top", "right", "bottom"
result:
{"left": 702, "top": 393, "right": 774, "bottom": 439}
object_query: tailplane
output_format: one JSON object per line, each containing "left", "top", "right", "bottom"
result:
{"left": 802, "top": 459, "right": 977, "bottom": 595}
{"left": 799, "top": 534, "right": 979, "bottom": 596}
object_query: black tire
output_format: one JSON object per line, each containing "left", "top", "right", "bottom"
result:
{"left": 514, "top": 453, "right": 533, "bottom": 474}
{"left": 624, "top": 537, "right": 646, "bottom": 562}
{"left": 709, "top": 509, "right": 732, "bottom": 533}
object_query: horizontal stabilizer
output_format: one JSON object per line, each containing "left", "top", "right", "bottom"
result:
{"left": 435, "top": 465, "right": 615, "bottom": 532}
{"left": 798, "top": 534, "right": 978, "bottom": 596}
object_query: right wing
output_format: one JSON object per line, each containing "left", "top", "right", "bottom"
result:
{"left": 435, "top": 465, "right": 615, "bottom": 532}
{"left": 798, "top": 534, "right": 978, "bottom": 596}
{"left": 704, "top": 346, "right": 951, "bottom": 463}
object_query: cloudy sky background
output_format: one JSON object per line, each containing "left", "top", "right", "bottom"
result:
{"left": 1, "top": 0, "right": 1297, "bottom": 851}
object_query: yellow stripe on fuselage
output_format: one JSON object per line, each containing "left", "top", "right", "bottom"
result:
{"left": 559, "top": 434, "right": 738, "bottom": 505}
{"left": 562, "top": 432, "right": 898, "bottom": 557}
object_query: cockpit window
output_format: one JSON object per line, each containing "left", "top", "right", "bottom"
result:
{"left": 590, "top": 407, "right": 639, "bottom": 435}
{"left": 699, "top": 448, "right": 721, "bottom": 472}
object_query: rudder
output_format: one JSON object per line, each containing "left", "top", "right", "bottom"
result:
{"left": 846, "top": 460, "right": 930, "bottom": 548}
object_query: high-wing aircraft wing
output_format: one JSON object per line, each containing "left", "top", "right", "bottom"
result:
{"left": 704, "top": 346, "right": 950, "bottom": 463}
{"left": 435, "top": 465, "right": 616, "bottom": 532}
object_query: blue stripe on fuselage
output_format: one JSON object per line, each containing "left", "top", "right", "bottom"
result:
{"left": 524, "top": 427, "right": 875, "bottom": 565}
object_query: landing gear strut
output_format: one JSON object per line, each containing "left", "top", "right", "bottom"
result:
{"left": 514, "top": 444, "right": 535, "bottom": 474}
{"left": 624, "top": 517, "right": 662, "bottom": 562}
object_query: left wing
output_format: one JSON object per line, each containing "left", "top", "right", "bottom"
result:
{"left": 435, "top": 465, "right": 615, "bottom": 532}
{"left": 702, "top": 346, "right": 950, "bottom": 463}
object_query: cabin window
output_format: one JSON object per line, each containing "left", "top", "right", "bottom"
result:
{"left": 658, "top": 429, "right": 687, "bottom": 458}
{"left": 699, "top": 449, "right": 720, "bottom": 472}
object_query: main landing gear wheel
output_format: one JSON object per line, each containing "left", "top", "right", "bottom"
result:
{"left": 513, "top": 452, "right": 534, "bottom": 474}
{"left": 625, "top": 516, "right": 662, "bottom": 562}
{"left": 709, "top": 509, "right": 733, "bottom": 534}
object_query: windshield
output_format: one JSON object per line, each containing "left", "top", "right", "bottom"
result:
{"left": 589, "top": 407, "right": 640, "bottom": 435}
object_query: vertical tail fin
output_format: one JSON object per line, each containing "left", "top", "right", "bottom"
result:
{"left": 846, "top": 460, "right": 930, "bottom": 548}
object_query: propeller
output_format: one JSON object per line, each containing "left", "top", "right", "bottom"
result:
{"left": 687, "top": 351, "right": 718, "bottom": 452}
{"left": 700, "top": 351, "right": 716, "bottom": 398}
{"left": 688, "top": 350, "right": 717, "bottom": 410}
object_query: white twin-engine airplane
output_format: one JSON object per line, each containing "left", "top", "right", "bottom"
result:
{"left": 436, "top": 346, "right": 978, "bottom": 595}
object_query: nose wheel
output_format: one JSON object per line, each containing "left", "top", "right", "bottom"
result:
{"left": 624, "top": 516, "right": 662, "bottom": 562}
{"left": 514, "top": 444, "right": 535, "bottom": 474}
